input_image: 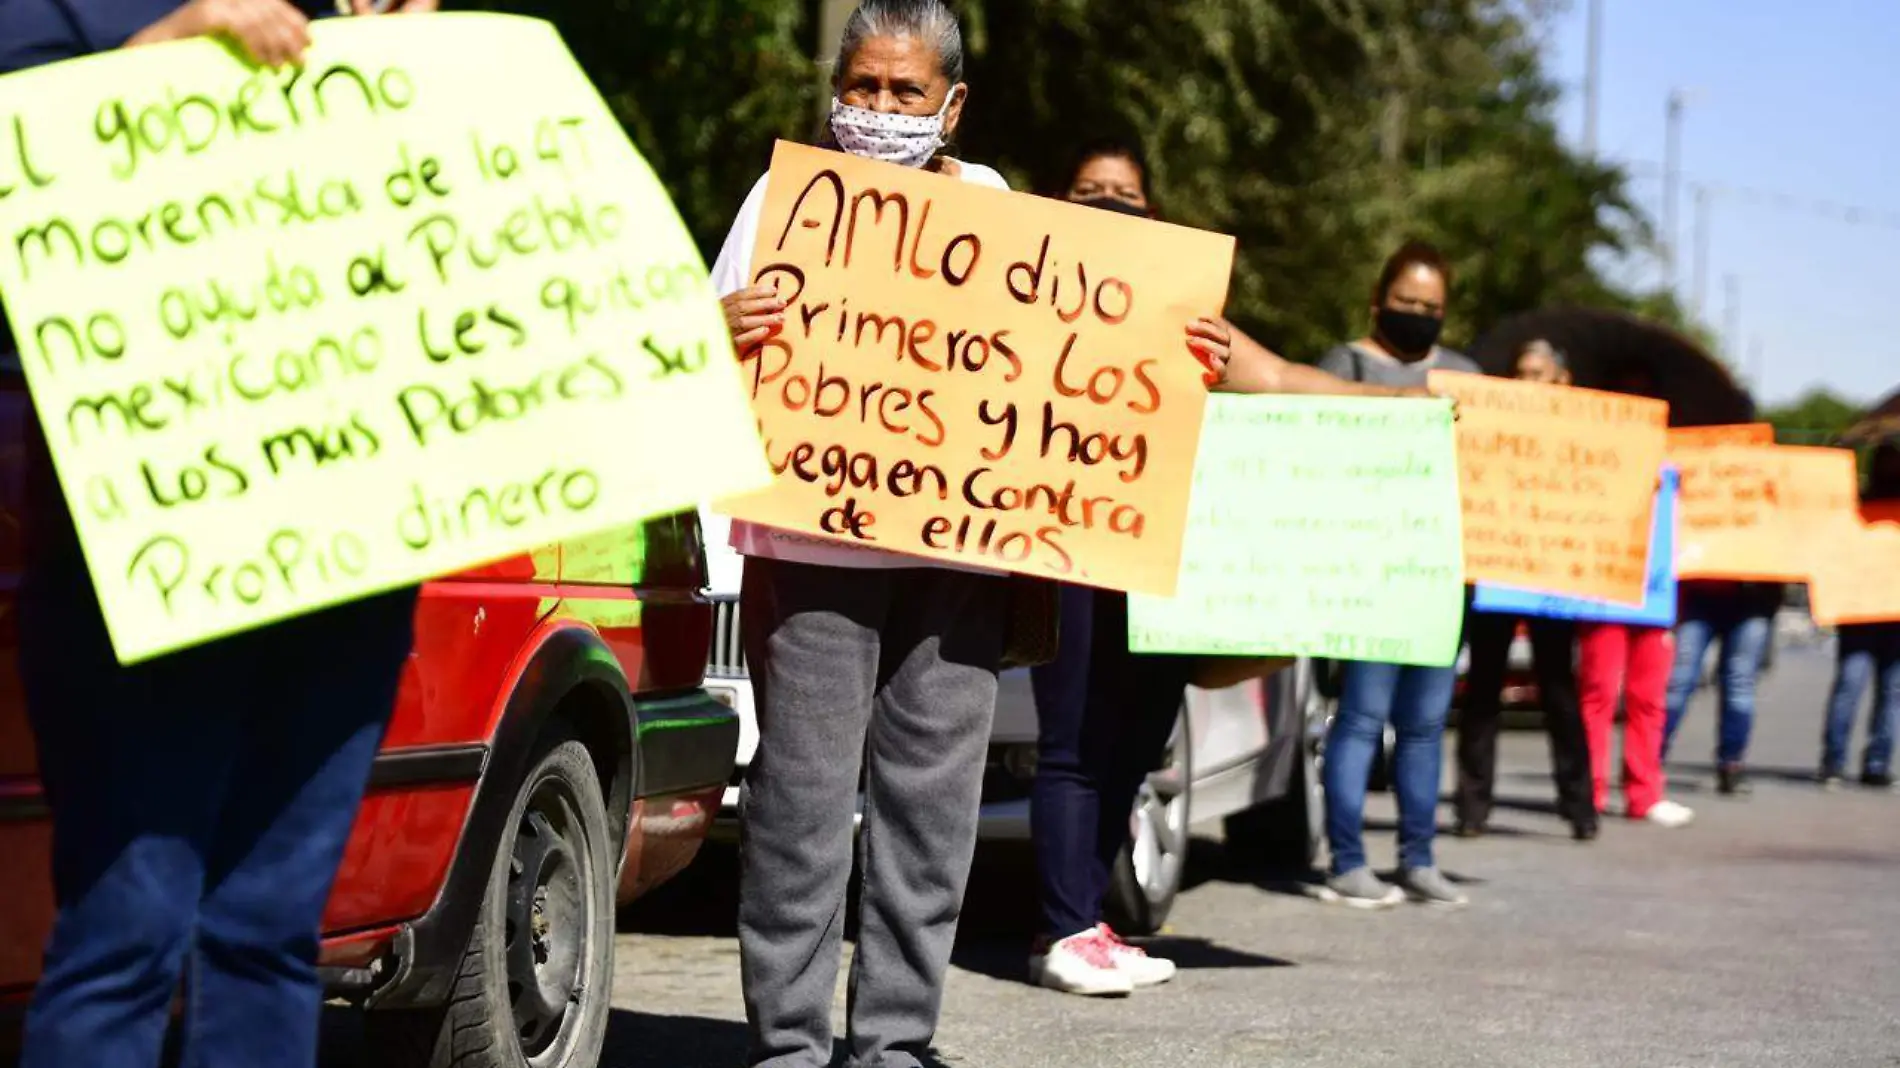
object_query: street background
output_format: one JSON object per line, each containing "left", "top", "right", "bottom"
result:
{"left": 323, "top": 635, "right": 1900, "bottom": 1067}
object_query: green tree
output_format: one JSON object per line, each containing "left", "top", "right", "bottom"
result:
{"left": 475, "top": 0, "right": 819, "bottom": 254}
{"left": 1764, "top": 389, "right": 1865, "bottom": 446}
{"left": 474, "top": 0, "right": 1690, "bottom": 363}
{"left": 957, "top": 0, "right": 1678, "bottom": 359}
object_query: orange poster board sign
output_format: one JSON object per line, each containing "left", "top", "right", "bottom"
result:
{"left": 1667, "top": 423, "right": 1775, "bottom": 449}
{"left": 1673, "top": 444, "right": 1860, "bottom": 580}
{"left": 717, "top": 142, "right": 1236, "bottom": 594}
{"left": 1809, "top": 508, "right": 1900, "bottom": 625}
{"left": 1428, "top": 372, "right": 1668, "bottom": 605}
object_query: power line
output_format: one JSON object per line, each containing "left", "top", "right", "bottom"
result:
{"left": 1619, "top": 159, "right": 1900, "bottom": 231}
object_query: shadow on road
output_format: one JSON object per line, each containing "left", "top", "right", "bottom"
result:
{"left": 601, "top": 1008, "right": 748, "bottom": 1067}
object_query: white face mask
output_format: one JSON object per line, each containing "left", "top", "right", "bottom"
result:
{"left": 828, "top": 91, "right": 956, "bottom": 168}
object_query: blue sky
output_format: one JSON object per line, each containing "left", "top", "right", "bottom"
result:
{"left": 1541, "top": 1, "right": 1897, "bottom": 408}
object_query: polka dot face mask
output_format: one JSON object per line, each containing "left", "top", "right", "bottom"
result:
{"left": 828, "top": 93, "right": 955, "bottom": 168}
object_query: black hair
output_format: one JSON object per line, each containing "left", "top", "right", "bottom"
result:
{"left": 1060, "top": 136, "right": 1154, "bottom": 202}
{"left": 1517, "top": 338, "right": 1569, "bottom": 371}
{"left": 1373, "top": 240, "right": 1452, "bottom": 305}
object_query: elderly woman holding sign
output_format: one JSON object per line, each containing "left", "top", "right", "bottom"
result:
{"left": 707, "top": 4, "right": 1235, "bottom": 1064}
{"left": 3, "top": 3, "right": 433, "bottom": 1068}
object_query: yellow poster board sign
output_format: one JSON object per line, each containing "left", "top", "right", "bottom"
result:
{"left": 0, "top": 13, "right": 768, "bottom": 663}
{"left": 716, "top": 141, "right": 1235, "bottom": 595}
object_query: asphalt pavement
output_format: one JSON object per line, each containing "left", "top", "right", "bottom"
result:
{"left": 338, "top": 638, "right": 1900, "bottom": 1067}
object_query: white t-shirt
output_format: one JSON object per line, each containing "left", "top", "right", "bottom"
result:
{"left": 706, "top": 159, "right": 1010, "bottom": 572}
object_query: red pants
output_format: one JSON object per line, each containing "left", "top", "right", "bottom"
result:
{"left": 1576, "top": 623, "right": 1672, "bottom": 816}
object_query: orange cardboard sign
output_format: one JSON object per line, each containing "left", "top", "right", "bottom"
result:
{"left": 1673, "top": 444, "right": 1860, "bottom": 580}
{"left": 1668, "top": 423, "right": 1775, "bottom": 449}
{"left": 717, "top": 142, "right": 1235, "bottom": 594}
{"left": 1809, "top": 509, "right": 1900, "bottom": 625}
{"left": 1429, "top": 372, "right": 1668, "bottom": 605}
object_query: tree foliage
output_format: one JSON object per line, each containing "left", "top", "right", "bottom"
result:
{"left": 1764, "top": 389, "right": 1864, "bottom": 446}
{"left": 485, "top": 0, "right": 1684, "bottom": 361}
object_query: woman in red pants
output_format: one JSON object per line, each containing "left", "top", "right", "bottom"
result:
{"left": 1577, "top": 622, "right": 1694, "bottom": 825}
{"left": 1576, "top": 367, "right": 1694, "bottom": 828}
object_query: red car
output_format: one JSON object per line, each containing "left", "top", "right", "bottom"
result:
{"left": 0, "top": 357, "right": 737, "bottom": 1067}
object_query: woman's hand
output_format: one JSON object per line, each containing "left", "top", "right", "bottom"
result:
{"left": 1187, "top": 316, "right": 1234, "bottom": 388}
{"left": 721, "top": 285, "right": 786, "bottom": 352}
{"left": 351, "top": 0, "right": 440, "bottom": 13}
{"left": 130, "top": 0, "right": 311, "bottom": 66}
{"left": 1396, "top": 383, "right": 1460, "bottom": 419}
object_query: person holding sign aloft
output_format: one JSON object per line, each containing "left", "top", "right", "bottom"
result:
{"left": 709, "top": 4, "right": 1241, "bottom": 1060}
{"left": 1023, "top": 138, "right": 1443, "bottom": 998}
{"left": 3, "top": 3, "right": 432, "bottom": 1068}
{"left": 1456, "top": 340, "right": 1599, "bottom": 842}
{"left": 1311, "top": 241, "right": 1481, "bottom": 910}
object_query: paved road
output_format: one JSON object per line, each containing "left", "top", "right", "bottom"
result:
{"left": 340, "top": 640, "right": 1900, "bottom": 1067}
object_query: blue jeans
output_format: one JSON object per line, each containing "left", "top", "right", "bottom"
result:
{"left": 19, "top": 471, "right": 416, "bottom": 1068}
{"left": 1323, "top": 661, "right": 1456, "bottom": 875}
{"left": 1663, "top": 610, "right": 1771, "bottom": 766}
{"left": 1821, "top": 625, "right": 1900, "bottom": 778}
{"left": 1030, "top": 587, "right": 1193, "bottom": 941}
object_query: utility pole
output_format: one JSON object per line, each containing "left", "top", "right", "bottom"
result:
{"left": 1662, "top": 89, "right": 1686, "bottom": 291}
{"left": 1723, "top": 273, "right": 1741, "bottom": 365}
{"left": 1582, "top": 0, "right": 1603, "bottom": 157}
{"left": 1691, "top": 183, "right": 1711, "bottom": 319}
{"left": 814, "top": 0, "right": 855, "bottom": 122}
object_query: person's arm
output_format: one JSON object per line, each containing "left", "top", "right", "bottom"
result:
{"left": 126, "top": 0, "right": 311, "bottom": 66}
{"left": 1217, "top": 325, "right": 1430, "bottom": 399}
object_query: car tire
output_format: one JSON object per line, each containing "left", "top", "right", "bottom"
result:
{"left": 366, "top": 733, "right": 615, "bottom": 1068}
{"left": 1105, "top": 710, "right": 1191, "bottom": 936}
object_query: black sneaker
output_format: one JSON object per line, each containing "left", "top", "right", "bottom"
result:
{"left": 1860, "top": 771, "right": 1896, "bottom": 791}
{"left": 1571, "top": 819, "right": 1600, "bottom": 842}
{"left": 1716, "top": 764, "right": 1752, "bottom": 796}
{"left": 1453, "top": 820, "right": 1487, "bottom": 839}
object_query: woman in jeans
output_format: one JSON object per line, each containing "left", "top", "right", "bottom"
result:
{"left": 1663, "top": 579, "right": 1781, "bottom": 795}
{"left": 1026, "top": 140, "right": 1435, "bottom": 996}
{"left": 7, "top": 4, "right": 430, "bottom": 1068}
{"left": 1312, "top": 241, "right": 1479, "bottom": 909}
{"left": 1818, "top": 443, "right": 1900, "bottom": 790}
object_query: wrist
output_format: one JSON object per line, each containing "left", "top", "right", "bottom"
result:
{"left": 129, "top": 5, "right": 197, "bottom": 46}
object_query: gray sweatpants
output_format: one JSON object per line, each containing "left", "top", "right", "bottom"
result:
{"left": 738, "top": 558, "right": 1008, "bottom": 1068}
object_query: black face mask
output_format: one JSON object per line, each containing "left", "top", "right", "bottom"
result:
{"left": 1073, "top": 195, "right": 1150, "bottom": 218}
{"left": 1375, "top": 308, "right": 1443, "bottom": 358}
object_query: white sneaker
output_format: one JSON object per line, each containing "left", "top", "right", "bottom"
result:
{"left": 1641, "top": 800, "right": 1695, "bottom": 828}
{"left": 1028, "top": 929, "right": 1134, "bottom": 997}
{"left": 1094, "top": 924, "right": 1177, "bottom": 987}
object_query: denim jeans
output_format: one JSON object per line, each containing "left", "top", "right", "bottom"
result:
{"left": 1323, "top": 660, "right": 1456, "bottom": 875}
{"left": 1820, "top": 624, "right": 1900, "bottom": 778}
{"left": 1030, "top": 587, "right": 1194, "bottom": 941}
{"left": 1663, "top": 609, "right": 1772, "bottom": 766}
{"left": 18, "top": 419, "right": 417, "bottom": 1068}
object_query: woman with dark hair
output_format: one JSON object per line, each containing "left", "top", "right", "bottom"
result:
{"left": 1309, "top": 241, "right": 1479, "bottom": 909}
{"left": 1457, "top": 340, "right": 1598, "bottom": 842}
{"left": 1024, "top": 142, "right": 1440, "bottom": 996}
{"left": 1817, "top": 442, "right": 1900, "bottom": 790}
{"left": 1660, "top": 394, "right": 1781, "bottom": 796}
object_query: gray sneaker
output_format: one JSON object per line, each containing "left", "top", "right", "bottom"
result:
{"left": 1312, "top": 867, "right": 1404, "bottom": 909}
{"left": 1398, "top": 867, "right": 1470, "bottom": 907}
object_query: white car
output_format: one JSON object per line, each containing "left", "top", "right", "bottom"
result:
{"left": 698, "top": 513, "right": 1324, "bottom": 932}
